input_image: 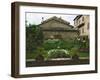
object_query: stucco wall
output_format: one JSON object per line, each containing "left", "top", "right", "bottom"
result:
{"left": 74, "top": 15, "right": 89, "bottom": 37}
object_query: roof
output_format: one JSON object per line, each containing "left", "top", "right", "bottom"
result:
{"left": 39, "top": 16, "right": 74, "bottom": 29}
{"left": 40, "top": 16, "right": 70, "bottom": 25}
{"left": 73, "top": 15, "right": 82, "bottom": 21}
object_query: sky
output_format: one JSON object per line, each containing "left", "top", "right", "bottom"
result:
{"left": 26, "top": 12, "right": 78, "bottom": 26}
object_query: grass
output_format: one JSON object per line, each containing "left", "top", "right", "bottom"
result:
{"left": 79, "top": 51, "right": 89, "bottom": 57}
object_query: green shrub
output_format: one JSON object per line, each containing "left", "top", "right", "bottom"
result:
{"left": 68, "top": 47, "right": 79, "bottom": 60}
{"left": 43, "top": 39, "right": 75, "bottom": 50}
{"left": 47, "top": 49, "right": 70, "bottom": 59}
{"left": 34, "top": 47, "right": 48, "bottom": 60}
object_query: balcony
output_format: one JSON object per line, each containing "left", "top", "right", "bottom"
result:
{"left": 77, "top": 22, "right": 85, "bottom": 28}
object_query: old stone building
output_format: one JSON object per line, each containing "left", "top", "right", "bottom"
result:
{"left": 74, "top": 15, "right": 89, "bottom": 40}
{"left": 39, "top": 16, "right": 78, "bottom": 40}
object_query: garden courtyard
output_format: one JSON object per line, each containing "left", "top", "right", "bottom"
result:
{"left": 26, "top": 21, "right": 89, "bottom": 67}
{"left": 26, "top": 38, "right": 89, "bottom": 60}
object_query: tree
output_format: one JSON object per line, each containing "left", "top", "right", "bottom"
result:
{"left": 26, "top": 24, "right": 44, "bottom": 54}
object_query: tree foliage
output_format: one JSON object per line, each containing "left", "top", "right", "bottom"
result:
{"left": 26, "top": 24, "right": 44, "bottom": 54}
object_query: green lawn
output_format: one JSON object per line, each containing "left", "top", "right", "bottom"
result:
{"left": 79, "top": 51, "right": 89, "bottom": 57}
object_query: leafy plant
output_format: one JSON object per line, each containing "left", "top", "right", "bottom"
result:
{"left": 68, "top": 47, "right": 79, "bottom": 60}
{"left": 47, "top": 49, "right": 70, "bottom": 59}
{"left": 34, "top": 47, "right": 47, "bottom": 61}
{"left": 26, "top": 24, "right": 44, "bottom": 54}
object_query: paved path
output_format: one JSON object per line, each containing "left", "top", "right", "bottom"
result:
{"left": 26, "top": 57, "right": 89, "bottom": 62}
{"left": 26, "top": 58, "right": 89, "bottom": 67}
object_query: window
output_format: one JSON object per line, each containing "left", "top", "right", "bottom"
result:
{"left": 82, "top": 17, "right": 84, "bottom": 21}
{"left": 75, "top": 20, "right": 78, "bottom": 26}
{"left": 54, "top": 34, "right": 62, "bottom": 39}
{"left": 78, "top": 20, "right": 80, "bottom": 24}
{"left": 79, "top": 30, "right": 81, "bottom": 34}
{"left": 74, "top": 21, "right": 76, "bottom": 26}
{"left": 87, "top": 23, "right": 89, "bottom": 30}
{"left": 82, "top": 28, "right": 84, "bottom": 33}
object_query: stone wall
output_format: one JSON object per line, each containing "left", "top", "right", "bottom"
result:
{"left": 43, "top": 30, "right": 78, "bottom": 40}
{"left": 40, "top": 19, "right": 72, "bottom": 30}
{"left": 39, "top": 18, "right": 78, "bottom": 40}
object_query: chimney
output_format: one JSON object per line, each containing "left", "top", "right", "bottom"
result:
{"left": 41, "top": 17, "right": 44, "bottom": 23}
